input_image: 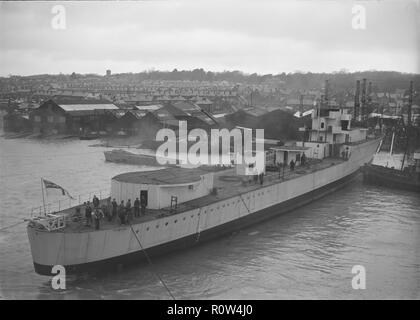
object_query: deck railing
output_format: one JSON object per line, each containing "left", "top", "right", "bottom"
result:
{"left": 30, "top": 188, "right": 110, "bottom": 217}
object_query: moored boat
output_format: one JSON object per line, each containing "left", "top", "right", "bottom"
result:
{"left": 104, "top": 149, "right": 164, "bottom": 166}
{"left": 362, "top": 151, "right": 420, "bottom": 192}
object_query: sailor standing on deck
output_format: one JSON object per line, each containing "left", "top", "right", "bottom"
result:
{"left": 134, "top": 197, "right": 140, "bottom": 218}
{"left": 140, "top": 195, "right": 147, "bottom": 216}
{"left": 301, "top": 153, "right": 306, "bottom": 166}
{"left": 290, "top": 159, "right": 295, "bottom": 171}
{"left": 102, "top": 203, "right": 111, "bottom": 222}
{"left": 111, "top": 198, "right": 118, "bottom": 220}
{"left": 93, "top": 195, "right": 99, "bottom": 208}
{"left": 118, "top": 200, "right": 126, "bottom": 225}
{"left": 85, "top": 201, "right": 93, "bottom": 226}
{"left": 92, "top": 208, "right": 103, "bottom": 230}
{"left": 126, "top": 199, "right": 132, "bottom": 222}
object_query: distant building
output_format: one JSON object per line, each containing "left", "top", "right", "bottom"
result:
{"left": 3, "top": 113, "right": 32, "bottom": 132}
{"left": 194, "top": 98, "right": 214, "bottom": 113}
{"left": 29, "top": 99, "right": 119, "bottom": 134}
{"left": 115, "top": 110, "right": 161, "bottom": 138}
{"left": 106, "top": 69, "right": 111, "bottom": 76}
{"left": 171, "top": 101, "right": 218, "bottom": 130}
{"left": 224, "top": 106, "right": 269, "bottom": 129}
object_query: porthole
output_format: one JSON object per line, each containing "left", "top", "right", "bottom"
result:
{"left": 174, "top": 220, "right": 177, "bottom": 223}
{"left": 165, "top": 222, "right": 168, "bottom": 226}
{"left": 146, "top": 227, "right": 150, "bottom": 231}
{"left": 191, "top": 215, "right": 194, "bottom": 218}
{"left": 183, "top": 217, "right": 186, "bottom": 221}
{"left": 156, "top": 225, "right": 159, "bottom": 228}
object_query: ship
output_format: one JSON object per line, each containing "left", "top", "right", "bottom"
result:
{"left": 362, "top": 80, "right": 420, "bottom": 192}
{"left": 27, "top": 104, "right": 381, "bottom": 275}
{"left": 104, "top": 149, "right": 165, "bottom": 166}
{"left": 362, "top": 134, "right": 420, "bottom": 192}
{"left": 362, "top": 156, "right": 420, "bottom": 192}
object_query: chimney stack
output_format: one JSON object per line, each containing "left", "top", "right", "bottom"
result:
{"left": 324, "top": 80, "right": 329, "bottom": 107}
{"left": 354, "top": 80, "right": 360, "bottom": 121}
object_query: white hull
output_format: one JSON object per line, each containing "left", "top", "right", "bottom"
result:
{"left": 28, "top": 138, "right": 381, "bottom": 274}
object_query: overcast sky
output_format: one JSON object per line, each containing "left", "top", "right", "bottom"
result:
{"left": 0, "top": 0, "right": 419, "bottom": 76}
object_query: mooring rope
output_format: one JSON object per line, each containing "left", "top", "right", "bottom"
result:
{"left": 129, "top": 224, "right": 176, "bottom": 300}
{"left": 238, "top": 194, "right": 251, "bottom": 215}
{"left": 0, "top": 220, "right": 26, "bottom": 232}
{"left": 194, "top": 207, "right": 202, "bottom": 243}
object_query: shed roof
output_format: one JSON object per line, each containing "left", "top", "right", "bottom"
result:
{"left": 58, "top": 103, "right": 119, "bottom": 112}
{"left": 270, "top": 146, "right": 309, "bottom": 151}
{"left": 134, "top": 104, "right": 164, "bottom": 111}
{"left": 112, "top": 168, "right": 206, "bottom": 185}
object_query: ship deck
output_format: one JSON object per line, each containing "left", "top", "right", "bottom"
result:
{"left": 57, "top": 157, "right": 347, "bottom": 233}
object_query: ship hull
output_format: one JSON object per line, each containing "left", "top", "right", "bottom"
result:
{"left": 28, "top": 138, "right": 381, "bottom": 276}
{"left": 104, "top": 149, "right": 162, "bottom": 166}
{"left": 33, "top": 167, "right": 361, "bottom": 276}
{"left": 362, "top": 163, "right": 420, "bottom": 192}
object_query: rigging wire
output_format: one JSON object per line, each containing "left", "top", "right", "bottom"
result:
{"left": 0, "top": 220, "right": 26, "bottom": 232}
{"left": 0, "top": 149, "right": 106, "bottom": 159}
{"left": 128, "top": 224, "right": 176, "bottom": 300}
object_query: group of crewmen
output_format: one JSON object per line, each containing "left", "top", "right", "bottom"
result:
{"left": 83, "top": 194, "right": 147, "bottom": 230}
{"left": 289, "top": 152, "right": 307, "bottom": 171}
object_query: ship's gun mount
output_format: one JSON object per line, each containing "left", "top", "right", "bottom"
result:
{"left": 27, "top": 214, "right": 66, "bottom": 232}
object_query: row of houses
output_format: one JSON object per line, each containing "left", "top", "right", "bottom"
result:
{"left": 5, "top": 99, "right": 220, "bottom": 137}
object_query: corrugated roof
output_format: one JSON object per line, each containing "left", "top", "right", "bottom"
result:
{"left": 128, "top": 110, "right": 148, "bottom": 119}
{"left": 242, "top": 106, "right": 268, "bottom": 117}
{"left": 59, "top": 104, "right": 118, "bottom": 111}
{"left": 107, "top": 109, "right": 127, "bottom": 118}
{"left": 270, "top": 146, "right": 309, "bottom": 151}
{"left": 134, "top": 104, "right": 164, "bottom": 111}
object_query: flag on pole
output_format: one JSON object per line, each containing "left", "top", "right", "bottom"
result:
{"left": 42, "top": 179, "right": 75, "bottom": 199}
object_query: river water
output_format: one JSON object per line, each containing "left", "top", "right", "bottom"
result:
{"left": 0, "top": 137, "right": 419, "bottom": 299}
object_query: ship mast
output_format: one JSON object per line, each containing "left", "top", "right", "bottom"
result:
{"left": 400, "top": 80, "right": 413, "bottom": 171}
{"left": 361, "top": 78, "right": 367, "bottom": 127}
{"left": 354, "top": 80, "right": 360, "bottom": 123}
